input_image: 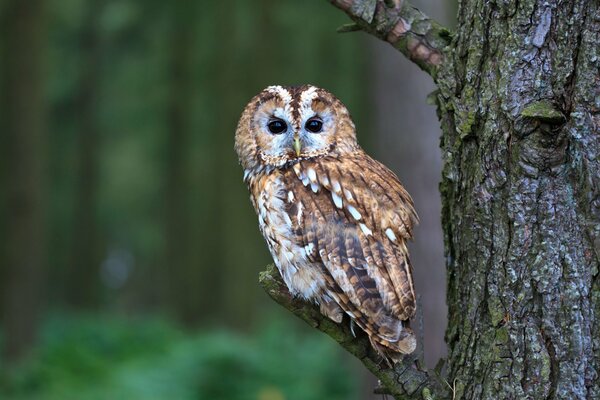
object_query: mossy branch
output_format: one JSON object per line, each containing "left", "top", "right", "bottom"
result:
{"left": 329, "top": 0, "right": 451, "bottom": 79}
{"left": 259, "top": 264, "right": 450, "bottom": 399}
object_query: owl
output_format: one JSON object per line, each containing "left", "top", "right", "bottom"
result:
{"left": 235, "top": 85, "right": 418, "bottom": 361}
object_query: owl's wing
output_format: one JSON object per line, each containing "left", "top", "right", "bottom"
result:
{"left": 283, "top": 152, "right": 417, "bottom": 351}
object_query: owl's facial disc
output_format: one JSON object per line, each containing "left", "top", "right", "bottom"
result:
{"left": 242, "top": 85, "right": 358, "bottom": 170}
{"left": 256, "top": 107, "right": 335, "bottom": 165}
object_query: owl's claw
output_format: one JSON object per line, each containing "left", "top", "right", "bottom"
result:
{"left": 350, "top": 319, "right": 357, "bottom": 337}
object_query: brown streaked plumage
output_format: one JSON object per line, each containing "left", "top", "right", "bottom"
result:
{"left": 235, "top": 85, "right": 418, "bottom": 361}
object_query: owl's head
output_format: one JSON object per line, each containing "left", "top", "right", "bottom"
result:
{"left": 235, "top": 85, "right": 359, "bottom": 172}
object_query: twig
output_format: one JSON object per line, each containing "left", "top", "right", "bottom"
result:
{"left": 259, "top": 264, "right": 450, "bottom": 399}
{"left": 328, "top": 0, "right": 452, "bottom": 79}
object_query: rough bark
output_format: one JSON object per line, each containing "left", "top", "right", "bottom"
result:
{"left": 438, "top": 1, "right": 600, "bottom": 398}
{"left": 259, "top": 0, "right": 600, "bottom": 398}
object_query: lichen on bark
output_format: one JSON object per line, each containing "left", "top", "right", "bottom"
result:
{"left": 436, "top": 0, "right": 600, "bottom": 398}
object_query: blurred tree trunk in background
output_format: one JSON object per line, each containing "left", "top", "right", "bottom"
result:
{"left": 212, "top": 0, "right": 250, "bottom": 324}
{"left": 164, "top": 0, "right": 199, "bottom": 325}
{"left": 68, "top": 0, "right": 105, "bottom": 309}
{"left": 213, "top": 0, "right": 275, "bottom": 326}
{"left": 0, "top": 0, "right": 47, "bottom": 362}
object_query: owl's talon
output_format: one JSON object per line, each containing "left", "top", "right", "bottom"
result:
{"left": 350, "top": 319, "right": 357, "bottom": 337}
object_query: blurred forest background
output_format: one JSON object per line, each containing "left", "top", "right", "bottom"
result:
{"left": 0, "top": 0, "right": 453, "bottom": 399}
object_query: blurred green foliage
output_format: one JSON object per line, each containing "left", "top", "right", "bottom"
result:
{"left": 0, "top": 315, "right": 359, "bottom": 400}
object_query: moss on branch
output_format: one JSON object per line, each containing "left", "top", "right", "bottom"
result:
{"left": 259, "top": 264, "right": 450, "bottom": 399}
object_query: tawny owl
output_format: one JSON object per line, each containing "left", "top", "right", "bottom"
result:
{"left": 235, "top": 85, "right": 418, "bottom": 361}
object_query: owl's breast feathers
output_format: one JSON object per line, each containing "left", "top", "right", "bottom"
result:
{"left": 248, "top": 151, "right": 418, "bottom": 358}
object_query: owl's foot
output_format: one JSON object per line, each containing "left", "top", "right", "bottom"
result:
{"left": 350, "top": 319, "right": 357, "bottom": 337}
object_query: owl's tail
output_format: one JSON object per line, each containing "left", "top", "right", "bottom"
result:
{"left": 324, "top": 286, "right": 416, "bottom": 364}
{"left": 344, "top": 304, "right": 417, "bottom": 364}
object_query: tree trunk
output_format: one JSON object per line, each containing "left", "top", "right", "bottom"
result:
{"left": 0, "top": 0, "right": 47, "bottom": 363}
{"left": 164, "top": 0, "right": 196, "bottom": 325}
{"left": 260, "top": 0, "right": 600, "bottom": 398}
{"left": 438, "top": 1, "right": 600, "bottom": 398}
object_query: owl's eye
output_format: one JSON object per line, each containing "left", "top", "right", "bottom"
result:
{"left": 305, "top": 118, "right": 323, "bottom": 133}
{"left": 267, "top": 119, "right": 287, "bottom": 134}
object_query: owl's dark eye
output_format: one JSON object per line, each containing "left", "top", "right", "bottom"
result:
{"left": 305, "top": 118, "right": 323, "bottom": 133}
{"left": 267, "top": 119, "right": 287, "bottom": 134}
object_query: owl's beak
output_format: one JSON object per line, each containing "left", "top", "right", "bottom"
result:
{"left": 293, "top": 136, "right": 302, "bottom": 157}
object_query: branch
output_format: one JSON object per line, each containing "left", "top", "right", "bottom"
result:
{"left": 329, "top": 0, "right": 451, "bottom": 78}
{"left": 259, "top": 264, "right": 451, "bottom": 399}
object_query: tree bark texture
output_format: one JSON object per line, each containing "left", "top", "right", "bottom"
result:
{"left": 438, "top": 1, "right": 600, "bottom": 398}
{"left": 261, "top": 0, "right": 600, "bottom": 398}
